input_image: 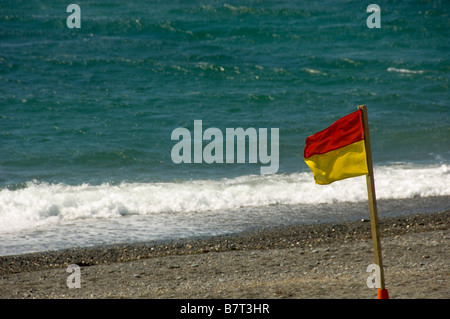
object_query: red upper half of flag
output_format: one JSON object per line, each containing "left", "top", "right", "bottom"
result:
{"left": 304, "top": 109, "right": 365, "bottom": 158}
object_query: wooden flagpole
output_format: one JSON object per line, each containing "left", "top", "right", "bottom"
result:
{"left": 357, "top": 105, "right": 389, "bottom": 299}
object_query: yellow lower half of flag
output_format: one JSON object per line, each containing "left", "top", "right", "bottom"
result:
{"left": 304, "top": 140, "right": 369, "bottom": 185}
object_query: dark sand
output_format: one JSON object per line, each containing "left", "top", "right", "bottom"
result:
{"left": 0, "top": 210, "right": 448, "bottom": 299}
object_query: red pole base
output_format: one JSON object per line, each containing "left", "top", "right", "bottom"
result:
{"left": 377, "top": 289, "right": 389, "bottom": 299}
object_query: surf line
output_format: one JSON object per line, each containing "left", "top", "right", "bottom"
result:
{"left": 171, "top": 120, "right": 279, "bottom": 174}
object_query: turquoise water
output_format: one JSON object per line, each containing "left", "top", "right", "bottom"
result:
{"left": 0, "top": 1, "right": 449, "bottom": 254}
{"left": 1, "top": 0, "right": 449, "bottom": 185}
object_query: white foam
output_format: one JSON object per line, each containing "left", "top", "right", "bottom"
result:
{"left": 0, "top": 164, "right": 448, "bottom": 234}
{"left": 302, "top": 67, "right": 328, "bottom": 76}
{"left": 387, "top": 67, "right": 425, "bottom": 74}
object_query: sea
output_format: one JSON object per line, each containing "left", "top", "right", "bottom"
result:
{"left": 0, "top": 0, "right": 449, "bottom": 256}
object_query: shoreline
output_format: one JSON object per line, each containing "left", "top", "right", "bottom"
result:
{"left": 0, "top": 210, "right": 448, "bottom": 298}
{"left": 1, "top": 210, "right": 448, "bottom": 274}
{"left": 1, "top": 195, "right": 449, "bottom": 260}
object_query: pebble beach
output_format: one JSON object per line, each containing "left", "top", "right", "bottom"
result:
{"left": 0, "top": 210, "right": 448, "bottom": 299}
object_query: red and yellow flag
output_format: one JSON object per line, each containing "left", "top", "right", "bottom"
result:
{"left": 304, "top": 109, "right": 368, "bottom": 185}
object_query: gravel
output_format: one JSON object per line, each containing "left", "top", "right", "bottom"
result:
{"left": 0, "top": 210, "right": 448, "bottom": 299}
